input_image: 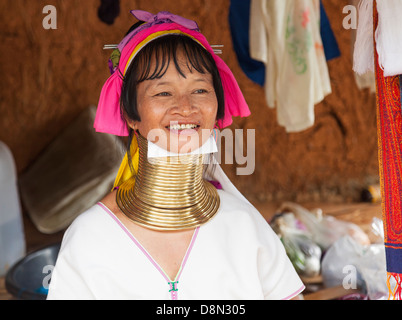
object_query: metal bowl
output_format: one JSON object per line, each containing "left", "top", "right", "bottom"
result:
{"left": 5, "top": 243, "right": 61, "bottom": 300}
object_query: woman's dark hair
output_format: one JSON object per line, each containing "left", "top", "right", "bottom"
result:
{"left": 119, "top": 24, "right": 225, "bottom": 172}
{"left": 120, "top": 34, "right": 224, "bottom": 122}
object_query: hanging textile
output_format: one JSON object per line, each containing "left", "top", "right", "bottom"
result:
{"left": 353, "top": 0, "right": 375, "bottom": 76}
{"left": 249, "top": 0, "right": 331, "bottom": 133}
{"left": 319, "top": 1, "right": 340, "bottom": 61}
{"left": 98, "top": 0, "right": 121, "bottom": 25}
{"left": 354, "top": 0, "right": 402, "bottom": 77}
{"left": 229, "top": 0, "right": 265, "bottom": 86}
{"left": 375, "top": 0, "right": 402, "bottom": 77}
{"left": 374, "top": 2, "right": 402, "bottom": 300}
{"left": 351, "top": 0, "right": 375, "bottom": 92}
{"left": 229, "top": 0, "right": 338, "bottom": 87}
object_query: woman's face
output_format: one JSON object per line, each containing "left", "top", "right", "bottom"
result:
{"left": 131, "top": 52, "right": 218, "bottom": 154}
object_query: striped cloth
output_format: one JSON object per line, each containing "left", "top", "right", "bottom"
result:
{"left": 374, "top": 1, "right": 402, "bottom": 300}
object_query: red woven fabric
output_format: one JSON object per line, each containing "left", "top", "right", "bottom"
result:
{"left": 374, "top": 1, "right": 402, "bottom": 300}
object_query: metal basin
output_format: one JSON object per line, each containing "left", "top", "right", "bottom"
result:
{"left": 5, "top": 243, "right": 61, "bottom": 300}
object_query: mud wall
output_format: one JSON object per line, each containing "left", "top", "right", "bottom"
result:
{"left": 0, "top": 0, "right": 378, "bottom": 203}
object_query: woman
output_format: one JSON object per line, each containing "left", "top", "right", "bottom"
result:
{"left": 47, "top": 10, "right": 304, "bottom": 300}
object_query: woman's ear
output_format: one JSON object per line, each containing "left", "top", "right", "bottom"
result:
{"left": 125, "top": 116, "right": 137, "bottom": 131}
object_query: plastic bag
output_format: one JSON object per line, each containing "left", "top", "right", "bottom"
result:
{"left": 278, "top": 202, "right": 370, "bottom": 250}
{"left": 321, "top": 236, "right": 365, "bottom": 288}
{"left": 271, "top": 212, "right": 322, "bottom": 277}
{"left": 321, "top": 235, "right": 388, "bottom": 300}
{"left": 369, "top": 217, "right": 384, "bottom": 243}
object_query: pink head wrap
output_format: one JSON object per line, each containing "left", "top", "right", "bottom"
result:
{"left": 94, "top": 10, "right": 250, "bottom": 136}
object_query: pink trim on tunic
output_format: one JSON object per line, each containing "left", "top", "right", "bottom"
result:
{"left": 281, "top": 285, "right": 305, "bottom": 300}
{"left": 97, "top": 202, "right": 199, "bottom": 300}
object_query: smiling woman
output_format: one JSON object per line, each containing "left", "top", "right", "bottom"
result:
{"left": 46, "top": 10, "right": 304, "bottom": 300}
{"left": 123, "top": 36, "right": 221, "bottom": 153}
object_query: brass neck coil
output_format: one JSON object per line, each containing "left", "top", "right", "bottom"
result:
{"left": 116, "top": 134, "right": 220, "bottom": 230}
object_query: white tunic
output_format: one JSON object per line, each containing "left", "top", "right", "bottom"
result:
{"left": 47, "top": 185, "right": 304, "bottom": 300}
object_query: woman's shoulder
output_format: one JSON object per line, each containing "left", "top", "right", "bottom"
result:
{"left": 217, "top": 189, "right": 266, "bottom": 223}
{"left": 62, "top": 195, "right": 117, "bottom": 246}
{"left": 215, "top": 189, "right": 276, "bottom": 240}
{"left": 62, "top": 206, "right": 101, "bottom": 243}
{"left": 69, "top": 191, "right": 116, "bottom": 227}
{"left": 99, "top": 189, "right": 119, "bottom": 213}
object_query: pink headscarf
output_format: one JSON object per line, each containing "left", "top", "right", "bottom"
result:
{"left": 94, "top": 10, "right": 250, "bottom": 136}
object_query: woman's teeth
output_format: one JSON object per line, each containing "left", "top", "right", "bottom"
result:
{"left": 168, "top": 124, "right": 198, "bottom": 130}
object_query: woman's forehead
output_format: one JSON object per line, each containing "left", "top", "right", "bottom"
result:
{"left": 133, "top": 36, "right": 215, "bottom": 82}
{"left": 150, "top": 50, "right": 212, "bottom": 75}
{"left": 139, "top": 66, "right": 213, "bottom": 92}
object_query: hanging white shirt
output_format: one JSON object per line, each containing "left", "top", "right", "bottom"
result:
{"left": 249, "top": 0, "right": 331, "bottom": 132}
{"left": 375, "top": 0, "right": 402, "bottom": 77}
{"left": 353, "top": 0, "right": 402, "bottom": 77}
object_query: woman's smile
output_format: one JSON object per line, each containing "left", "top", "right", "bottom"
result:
{"left": 166, "top": 122, "right": 200, "bottom": 135}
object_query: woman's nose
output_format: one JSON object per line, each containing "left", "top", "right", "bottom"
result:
{"left": 174, "top": 95, "right": 196, "bottom": 116}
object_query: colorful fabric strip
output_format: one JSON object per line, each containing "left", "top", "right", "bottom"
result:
{"left": 374, "top": 0, "right": 402, "bottom": 300}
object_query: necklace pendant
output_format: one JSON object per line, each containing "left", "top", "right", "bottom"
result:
{"left": 168, "top": 281, "right": 179, "bottom": 300}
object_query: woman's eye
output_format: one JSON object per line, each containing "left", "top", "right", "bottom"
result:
{"left": 155, "top": 92, "right": 171, "bottom": 97}
{"left": 194, "top": 89, "right": 208, "bottom": 94}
